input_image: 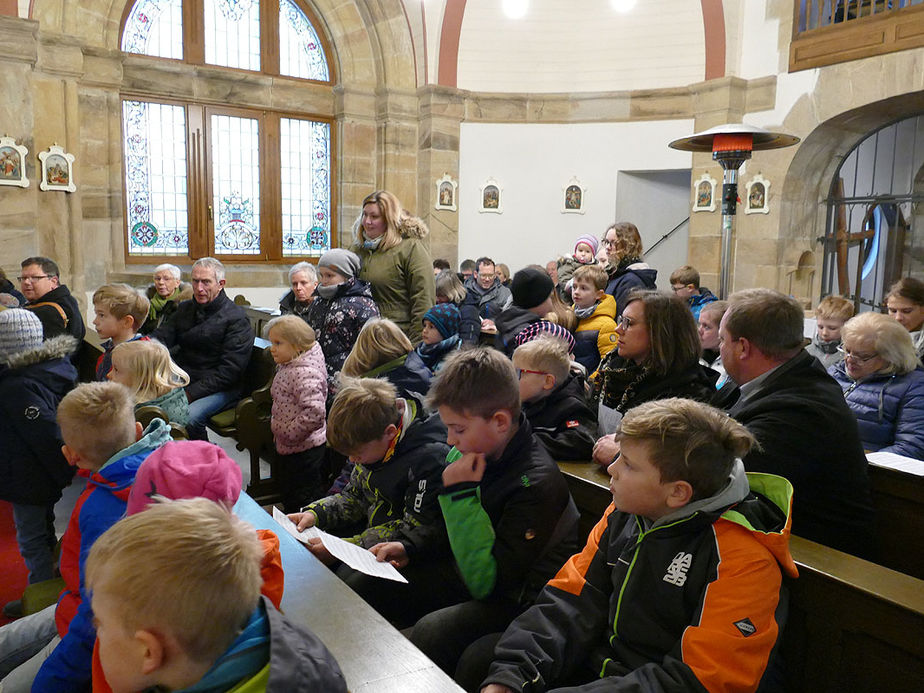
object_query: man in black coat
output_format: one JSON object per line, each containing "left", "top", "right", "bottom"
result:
{"left": 19, "top": 256, "right": 85, "bottom": 343}
{"left": 461, "top": 257, "right": 512, "bottom": 343}
{"left": 715, "top": 288, "right": 876, "bottom": 559}
{"left": 152, "top": 257, "right": 253, "bottom": 438}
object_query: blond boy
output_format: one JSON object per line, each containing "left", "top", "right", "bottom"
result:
{"left": 571, "top": 264, "right": 618, "bottom": 372}
{"left": 92, "top": 283, "right": 150, "bottom": 380}
{"left": 83, "top": 498, "right": 345, "bottom": 692}
{"left": 513, "top": 336, "right": 596, "bottom": 460}
{"left": 806, "top": 294, "right": 855, "bottom": 369}
{"left": 482, "top": 398, "right": 797, "bottom": 693}
{"left": 408, "top": 348, "right": 579, "bottom": 682}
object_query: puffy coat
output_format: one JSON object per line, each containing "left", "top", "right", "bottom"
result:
{"left": 151, "top": 289, "right": 254, "bottom": 402}
{"left": 573, "top": 294, "right": 618, "bottom": 373}
{"left": 353, "top": 216, "right": 435, "bottom": 344}
{"left": 830, "top": 362, "right": 924, "bottom": 460}
{"left": 271, "top": 343, "right": 328, "bottom": 454}
{"left": 687, "top": 287, "right": 717, "bottom": 321}
{"left": 605, "top": 262, "right": 657, "bottom": 316}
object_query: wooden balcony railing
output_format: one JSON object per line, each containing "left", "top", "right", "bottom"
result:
{"left": 791, "top": 0, "right": 924, "bottom": 71}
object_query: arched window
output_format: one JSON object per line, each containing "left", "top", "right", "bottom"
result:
{"left": 120, "top": 0, "right": 334, "bottom": 261}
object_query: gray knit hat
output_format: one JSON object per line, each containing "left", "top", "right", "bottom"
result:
{"left": 318, "top": 248, "right": 362, "bottom": 279}
{"left": 0, "top": 309, "right": 43, "bottom": 360}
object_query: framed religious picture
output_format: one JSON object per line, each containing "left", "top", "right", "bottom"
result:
{"left": 692, "top": 173, "right": 716, "bottom": 213}
{"left": 561, "top": 176, "right": 585, "bottom": 214}
{"left": 479, "top": 177, "right": 503, "bottom": 214}
{"left": 435, "top": 173, "right": 458, "bottom": 212}
{"left": 745, "top": 173, "right": 770, "bottom": 215}
{"left": 0, "top": 136, "right": 29, "bottom": 188}
{"left": 39, "top": 145, "right": 76, "bottom": 192}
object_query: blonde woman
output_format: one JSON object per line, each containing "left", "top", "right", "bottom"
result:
{"left": 352, "top": 191, "right": 435, "bottom": 343}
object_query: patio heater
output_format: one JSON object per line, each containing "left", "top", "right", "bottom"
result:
{"left": 668, "top": 124, "right": 799, "bottom": 299}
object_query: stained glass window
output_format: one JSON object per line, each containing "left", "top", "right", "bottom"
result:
{"left": 279, "top": 0, "right": 329, "bottom": 81}
{"left": 211, "top": 114, "right": 261, "bottom": 255}
{"left": 204, "top": 0, "right": 261, "bottom": 71}
{"left": 123, "top": 101, "right": 189, "bottom": 255}
{"left": 281, "top": 118, "right": 331, "bottom": 257}
{"left": 121, "top": 0, "right": 184, "bottom": 59}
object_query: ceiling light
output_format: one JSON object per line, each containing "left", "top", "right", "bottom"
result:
{"left": 503, "top": 0, "right": 528, "bottom": 19}
{"left": 611, "top": 0, "right": 637, "bottom": 12}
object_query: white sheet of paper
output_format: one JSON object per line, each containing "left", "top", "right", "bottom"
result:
{"left": 271, "top": 506, "right": 408, "bottom": 583}
{"left": 867, "top": 451, "right": 924, "bottom": 477}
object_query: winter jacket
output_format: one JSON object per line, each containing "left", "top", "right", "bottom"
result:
{"left": 573, "top": 294, "right": 618, "bottom": 373}
{"left": 524, "top": 373, "right": 598, "bottom": 462}
{"left": 462, "top": 277, "right": 513, "bottom": 322}
{"left": 687, "top": 287, "right": 718, "bottom": 322}
{"left": 0, "top": 335, "right": 77, "bottom": 505}
{"left": 278, "top": 289, "right": 313, "bottom": 319}
{"left": 829, "top": 362, "right": 924, "bottom": 460}
{"left": 304, "top": 278, "right": 379, "bottom": 389}
{"left": 307, "top": 403, "right": 449, "bottom": 559}
{"left": 94, "top": 334, "right": 148, "bottom": 381}
{"left": 353, "top": 216, "right": 435, "bottom": 344}
{"left": 494, "top": 306, "right": 541, "bottom": 356}
{"left": 152, "top": 289, "right": 254, "bottom": 402}
{"left": 366, "top": 351, "right": 432, "bottom": 413}
{"left": 271, "top": 343, "right": 327, "bottom": 454}
{"left": 805, "top": 334, "right": 844, "bottom": 370}
{"left": 605, "top": 262, "right": 658, "bottom": 317}
{"left": 415, "top": 334, "right": 461, "bottom": 374}
{"left": 140, "top": 282, "right": 193, "bottom": 335}
{"left": 34, "top": 418, "right": 172, "bottom": 692}
{"left": 438, "top": 416, "right": 580, "bottom": 604}
{"left": 716, "top": 349, "right": 876, "bottom": 559}
{"left": 483, "top": 464, "right": 797, "bottom": 693}
{"left": 137, "top": 386, "right": 190, "bottom": 426}
{"left": 0, "top": 277, "right": 25, "bottom": 306}
{"left": 597, "top": 353, "right": 718, "bottom": 414}
{"left": 26, "top": 283, "right": 86, "bottom": 343}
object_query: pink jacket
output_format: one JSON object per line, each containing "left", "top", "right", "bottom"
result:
{"left": 271, "top": 342, "right": 328, "bottom": 454}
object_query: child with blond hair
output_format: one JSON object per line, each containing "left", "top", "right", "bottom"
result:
{"left": 91, "top": 284, "right": 150, "bottom": 380}
{"left": 805, "top": 294, "right": 855, "bottom": 368}
{"left": 86, "top": 498, "right": 346, "bottom": 692}
{"left": 108, "top": 339, "right": 190, "bottom": 426}
{"left": 265, "top": 315, "right": 328, "bottom": 510}
{"left": 571, "top": 263, "right": 618, "bottom": 373}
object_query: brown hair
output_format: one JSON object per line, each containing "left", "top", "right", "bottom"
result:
{"left": 618, "top": 398, "right": 755, "bottom": 501}
{"left": 573, "top": 264, "right": 608, "bottom": 291}
{"left": 815, "top": 295, "right": 854, "bottom": 322}
{"left": 427, "top": 347, "right": 521, "bottom": 420}
{"left": 357, "top": 190, "right": 405, "bottom": 252}
{"left": 669, "top": 265, "right": 700, "bottom": 288}
{"left": 604, "top": 222, "right": 643, "bottom": 262}
{"left": 327, "top": 378, "right": 401, "bottom": 453}
{"left": 624, "top": 290, "right": 701, "bottom": 376}
{"left": 885, "top": 277, "right": 924, "bottom": 307}
{"left": 546, "top": 290, "right": 577, "bottom": 331}
{"left": 92, "top": 284, "right": 151, "bottom": 331}
{"left": 724, "top": 289, "right": 804, "bottom": 360}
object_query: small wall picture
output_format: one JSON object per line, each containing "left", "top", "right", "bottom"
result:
{"left": 39, "top": 145, "right": 76, "bottom": 193}
{"left": 562, "top": 177, "right": 585, "bottom": 214}
{"left": 0, "top": 136, "right": 29, "bottom": 188}
{"left": 479, "top": 177, "right": 503, "bottom": 214}
{"left": 692, "top": 173, "right": 716, "bottom": 213}
{"left": 435, "top": 174, "right": 458, "bottom": 212}
{"left": 745, "top": 173, "right": 770, "bottom": 215}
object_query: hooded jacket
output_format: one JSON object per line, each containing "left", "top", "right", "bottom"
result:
{"left": 35, "top": 418, "right": 173, "bottom": 692}
{"left": 494, "top": 306, "right": 541, "bottom": 357}
{"left": 605, "top": 261, "right": 658, "bottom": 317}
{"left": 687, "top": 287, "right": 718, "bottom": 322}
{"left": 483, "top": 465, "right": 797, "bottom": 693}
{"left": 0, "top": 335, "right": 77, "bottom": 505}
{"left": 304, "top": 277, "right": 379, "bottom": 388}
{"left": 574, "top": 294, "right": 619, "bottom": 373}
{"left": 353, "top": 216, "right": 436, "bottom": 344}
{"left": 365, "top": 351, "right": 432, "bottom": 414}
{"left": 829, "top": 361, "right": 924, "bottom": 460}
{"left": 271, "top": 342, "right": 328, "bottom": 454}
{"left": 140, "top": 282, "right": 193, "bottom": 335}
{"left": 26, "top": 283, "right": 86, "bottom": 343}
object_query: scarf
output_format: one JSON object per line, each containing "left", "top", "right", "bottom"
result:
{"left": 812, "top": 334, "right": 840, "bottom": 354}
{"left": 316, "top": 282, "right": 342, "bottom": 300}
{"left": 599, "top": 359, "right": 654, "bottom": 413}
{"left": 363, "top": 235, "right": 384, "bottom": 250}
{"left": 415, "top": 334, "right": 461, "bottom": 371}
{"left": 573, "top": 302, "right": 598, "bottom": 319}
{"left": 615, "top": 255, "right": 642, "bottom": 272}
{"left": 148, "top": 287, "right": 180, "bottom": 321}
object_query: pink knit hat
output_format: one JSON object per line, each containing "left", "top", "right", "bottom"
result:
{"left": 126, "top": 440, "right": 243, "bottom": 515}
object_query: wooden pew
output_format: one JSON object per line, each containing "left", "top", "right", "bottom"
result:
{"left": 556, "top": 460, "right": 924, "bottom": 692}
{"left": 867, "top": 459, "right": 924, "bottom": 579}
{"left": 233, "top": 493, "right": 464, "bottom": 693}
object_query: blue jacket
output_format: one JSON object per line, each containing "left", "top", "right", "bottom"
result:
{"left": 830, "top": 362, "right": 924, "bottom": 460}
{"left": 687, "top": 287, "right": 717, "bottom": 321}
{"left": 605, "top": 263, "right": 657, "bottom": 317}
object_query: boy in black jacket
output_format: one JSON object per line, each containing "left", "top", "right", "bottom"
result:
{"left": 513, "top": 335, "right": 597, "bottom": 461}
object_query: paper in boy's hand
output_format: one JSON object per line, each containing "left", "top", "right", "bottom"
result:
{"left": 271, "top": 506, "right": 408, "bottom": 583}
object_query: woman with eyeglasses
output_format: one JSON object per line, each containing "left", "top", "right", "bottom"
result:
{"left": 591, "top": 290, "right": 717, "bottom": 448}
{"left": 601, "top": 222, "right": 657, "bottom": 317}
{"left": 829, "top": 311, "right": 924, "bottom": 460}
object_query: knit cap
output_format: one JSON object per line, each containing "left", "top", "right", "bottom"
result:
{"left": 318, "top": 248, "right": 362, "bottom": 280}
{"left": 511, "top": 268, "right": 554, "bottom": 310}
{"left": 574, "top": 234, "right": 599, "bottom": 257}
{"left": 0, "top": 309, "right": 43, "bottom": 361}
{"left": 422, "top": 303, "right": 461, "bottom": 339}
{"left": 126, "top": 440, "right": 243, "bottom": 515}
{"left": 513, "top": 320, "right": 576, "bottom": 355}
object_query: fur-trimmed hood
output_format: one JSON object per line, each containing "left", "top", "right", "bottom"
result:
{"left": 145, "top": 282, "right": 193, "bottom": 302}
{"left": 1, "top": 335, "right": 77, "bottom": 369}
{"left": 352, "top": 213, "right": 429, "bottom": 244}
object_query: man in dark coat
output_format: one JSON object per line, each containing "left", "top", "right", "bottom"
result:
{"left": 715, "top": 288, "right": 877, "bottom": 559}
{"left": 19, "top": 256, "right": 85, "bottom": 343}
{"left": 461, "top": 257, "right": 512, "bottom": 343}
{"left": 152, "top": 257, "right": 253, "bottom": 438}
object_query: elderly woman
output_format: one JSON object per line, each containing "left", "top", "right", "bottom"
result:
{"left": 279, "top": 261, "right": 319, "bottom": 319}
{"left": 885, "top": 277, "right": 924, "bottom": 363}
{"left": 141, "top": 263, "right": 191, "bottom": 334}
{"left": 829, "top": 311, "right": 924, "bottom": 460}
{"left": 352, "top": 190, "right": 435, "bottom": 344}
{"left": 602, "top": 222, "right": 657, "bottom": 317}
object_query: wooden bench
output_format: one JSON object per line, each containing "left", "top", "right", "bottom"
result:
{"left": 233, "top": 493, "right": 464, "bottom": 692}
{"left": 868, "top": 459, "right": 924, "bottom": 579}
{"left": 556, "top": 460, "right": 924, "bottom": 692}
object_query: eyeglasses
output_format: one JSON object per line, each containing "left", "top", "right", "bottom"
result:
{"left": 600, "top": 238, "right": 615, "bottom": 249}
{"left": 517, "top": 368, "right": 548, "bottom": 380}
{"left": 478, "top": 273, "right": 496, "bottom": 280}
{"left": 616, "top": 315, "right": 642, "bottom": 329}
{"left": 671, "top": 285, "right": 689, "bottom": 293}
{"left": 836, "top": 346, "right": 879, "bottom": 363}
{"left": 17, "top": 275, "right": 50, "bottom": 283}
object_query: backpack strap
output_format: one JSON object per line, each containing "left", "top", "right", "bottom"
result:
{"left": 27, "top": 301, "right": 69, "bottom": 327}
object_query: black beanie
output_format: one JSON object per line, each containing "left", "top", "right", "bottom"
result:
{"left": 511, "top": 268, "right": 554, "bottom": 309}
